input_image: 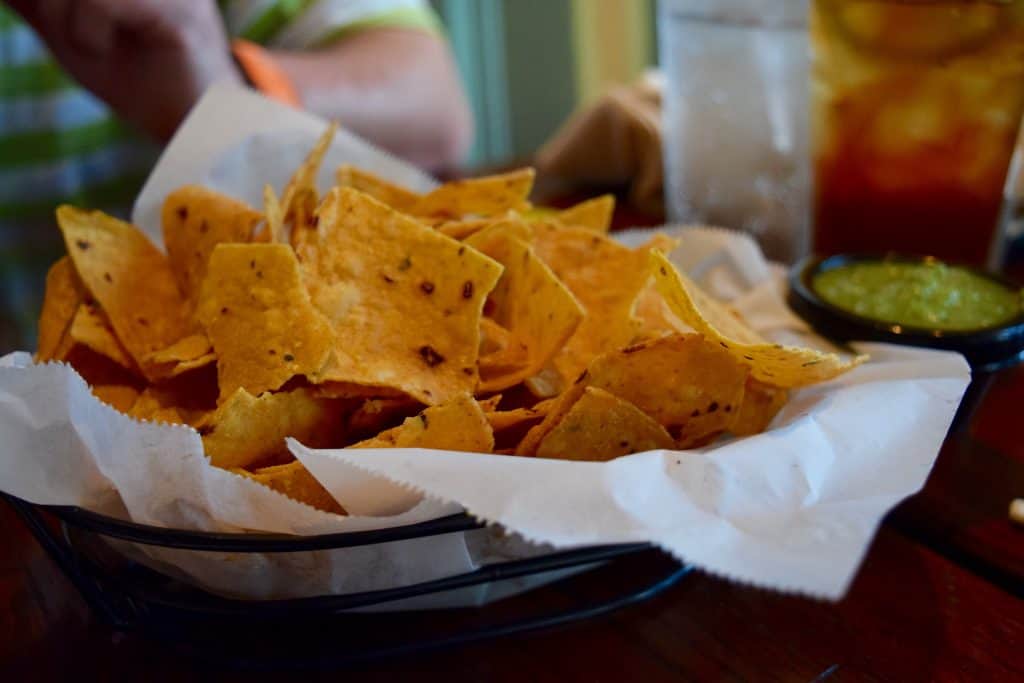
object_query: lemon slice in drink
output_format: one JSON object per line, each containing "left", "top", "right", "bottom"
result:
{"left": 817, "top": 0, "right": 1005, "bottom": 61}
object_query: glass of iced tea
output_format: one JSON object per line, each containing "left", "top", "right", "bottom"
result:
{"left": 810, "top": 0, "right": 1024, "bottom": 267}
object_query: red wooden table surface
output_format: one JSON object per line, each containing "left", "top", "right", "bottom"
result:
{"left": 3, "top": 191, "right": 1024, "bottom": 681}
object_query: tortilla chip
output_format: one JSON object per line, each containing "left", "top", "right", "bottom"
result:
{"left": 150, "top": 407, "right": 187, "bottom": 425}
{"left": 127, "top": 388, "right": 182, "bottom": 423}
{"left": 555, "top": 195, "right": 614, "bottom": 233}
{"left": 536, "top": 386, "right": 674, "bottom": 461}
{"left": 463, "top": 219, "right": 535, "bottom": 251}
{"left": 91, "top": 384, "right": 141, "bottom": 413}
{"left": 126, "top": 388, "right": 191, "bottom": 424}
{"left": 162, "top": 186, "right": 263, "bottom": 309}
{"left": 467, "top": 232, "right": 584, "bottom": 393}
{"left": 477, "top": 394, "right": 503, "bottom": 412}
{"left": 436, "top": 211, "right": 526, "bottom": 241}
{"left": 58, "top": 206, "right": 190, "bottom": 380}
{"left": 478, "top": 318, "right": 531, "bottom": 383}
{"left": 238, "top": 462, "right": 345, "bottom": 514}
{"left": 524, "top": 365, "right": 562, "bottom": 399}
{"left": 479, "top": 317, "right": 516, "bottom": 356}
{"left": 347, "top": 397, "right": 424, "bottom": 441}
{"left": 411, "top": 168, "right": 535, "bottom": 219}
{"left": 198, "top": 387, "right": 347, "bottom": 470}
{"left": 485, "top": 402, "right": 552, "bottom": 432}
{"left": 584, "top": 333, "right": 748, "bottom": 448}
{"left": 283, "top": 122, "right": 336, "bottom": 218}
{"left": 281, "top": 123, "right": 337, "bottom": 249}
{"left": 634, "top": 282, "right": 691, "bottom": 339}
{"left": 731, "top": 378, "right": 789, "bottom": 436}
{"left": 263, "top": 184, "right": 285, "bottom": 244}
{"left": 530, "top": 224, "right": 671, "bottom": 391}
{"left": 196, "top": 243, "right": 333, "bottom": 400}
{"left": 649, "top": 251, "right": 867, "bottom": 388}
{"left": 305, "top": 188, "right": 502, "bottom": 404}
{"left": 36, "top": 257, "right": 85, "bottom": 362}
{"left": 68, "top": 302, "right": 136, "bottom": 372}
{"left": 146, "top": 333, "right": 216, "bottom": 379}
{"left": 123, "top": 365, "right": 218, "bottom": 423}
{"left": 336, "top": 164, "right": 421, "bottom": 212}
{"left": 310, "top": 381, "right": 407, "bottom": 400}
{"left": 515, "top": 380, "right": 588, "bottom": 456}
{"left": 478, "top": 337, "right": 530, "bottom": 381}
{"left": 352, "top": 394, "right": 493, "bottom": 453}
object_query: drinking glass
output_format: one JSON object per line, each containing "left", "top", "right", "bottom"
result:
{"left": 810, "top": 0, "right": 1024, "bottom": 267}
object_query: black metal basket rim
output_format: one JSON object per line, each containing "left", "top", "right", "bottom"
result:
{"left": 2, "top": 493, "right": 489, "bottom": 551}
{"left": 105, "top": 539, "right": 661, "bottom": 615}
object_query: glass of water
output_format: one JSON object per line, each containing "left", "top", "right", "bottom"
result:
{"left": 659, "top": 0, "right": 810, "bottom": 263}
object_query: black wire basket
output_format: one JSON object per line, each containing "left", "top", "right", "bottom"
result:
{"left": 4, "top": 492, "right": 690, "bottom": 668}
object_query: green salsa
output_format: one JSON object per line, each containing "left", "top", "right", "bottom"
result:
{"left": 812, "top": 260, "right": 1023, "bottom": 331}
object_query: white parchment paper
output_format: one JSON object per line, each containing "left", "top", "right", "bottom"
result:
{"left": 0, "top": 85, "right": 970, "bottom": 602}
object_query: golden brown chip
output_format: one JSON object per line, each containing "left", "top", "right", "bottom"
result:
{"left": 476, "top": 394, "right": 503, "bottom": 412}
{"left": 127, "top": 389, "right": 191, "bottom": 425}
{"left": 731, "top": 378, "right": 789, "bottom": 436}
{"left": 309, "top": 381, "right": 407, "bottom": 400}
{"left": 479, "top": 339, "right": 530, "bottom": 380}
{"left": 634, "top": 280, "right": 691, "bottom": 340}
{"left": 485, "top": 402, "right": 551, "bottom": 432}
{"left": 555, "top": 195, "right": 615, "bottom": 233}
{"left": 196, "top": 243, "right": 333, "bottom": 400}
{"left": 162, "top": 186, "right": 262, "bottom": 309}
{"left": 282, "top": 123, "right": 337, "bottom": 250}
{"left": 352, "top": 394, "right": 494, "bottom": 453}
{"left": 467, "top": 232, "right": 584, "bottom": 393}
{"left": 121, "top": 365, "right": 218, "bottom": 423}
{"left": 58, "top": 206, "right": 190, "bottom": 381}
{"left": 263, "top": 184, "right": 285, "bottom": 244}
{"left": 585, "top": 333, "right": 748, "bottom": 448}
{"left": 347, "top": 397, "right": 423, "bottom": 441}
{"left": 515, "top": 381, "right": 587, "bottom": 456}
{"left": 68, "top": 302, "right": 136, "bottom": 372}
{"left": 282, "top": 123, "right": 336, "bottom": 219}
{"left": 464, "top": 219, "right": 535, "bottom": 252}
{"left": 198, "top": 387, "right": 346, "bottom": 470}
{"left": 146, "top": 333, "right": 216, "bottom": 379}
{"left": 237, "top": 461, "right": 345, "bottom": 514}
{"left": 90, "top": 384, "right": 141, "bottom": 413}
{"left": 536, "top": 386, "right": 675, "bottom": 461}
{"left": 529, "top": 224, "right": 671, "bottom": 391}
{"left": 435, "top": 212, "right": 525, "bottom": 241}
{"left": 150, "top": 407, "right": 187, "bottom": 425}
{"left": 523, "top": 365, "right": 562, "bottom": 399}
{"left": 479, "top": 317, "right": 516, "bottom": 356}
{"left": 650, "top": 251, "right": 867, "bottom": 388}
{"left": 305, "top": 188, "right": 503, "bottom": 404}
{"left": 36, "top": 257, "right": 85, "bottom": 362}
{"left": 411, "top": 168, "right": 535, "bottom": 219}
{"left": 336, "top": 164, "right": 421, "bottom": 212}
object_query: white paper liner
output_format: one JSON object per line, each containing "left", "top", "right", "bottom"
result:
{"left": 0, "top": 86, "right": 970, "bottom": 603}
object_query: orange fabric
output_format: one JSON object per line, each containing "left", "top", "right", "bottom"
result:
{"left": 231, "top": 39, "right": 301, "bottom": 108}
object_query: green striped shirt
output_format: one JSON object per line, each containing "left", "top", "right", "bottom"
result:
{"left": 0, "top": 0, "right": 439, "bottom": 351}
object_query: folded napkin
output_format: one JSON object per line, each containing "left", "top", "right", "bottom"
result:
{"left": 537, "top": 71, "right": 664, "bottom": 214}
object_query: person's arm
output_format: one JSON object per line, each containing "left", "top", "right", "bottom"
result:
{"left": 5, "top": 0, "right": 472, "bottom": 170}
{"left": 272, "top": 28, "right": 473, "bottom": 171}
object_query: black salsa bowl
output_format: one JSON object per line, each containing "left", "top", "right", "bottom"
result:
{"left": 787, "top": 253, "right": 1024, "bottom": 372}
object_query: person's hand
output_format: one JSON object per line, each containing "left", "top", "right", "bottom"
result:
{"left": 7, "top": 0, "right": 242, "bottom": 141}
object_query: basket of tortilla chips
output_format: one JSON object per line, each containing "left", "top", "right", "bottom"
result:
{"left": 0, "top": 88, "right": 968, "bottom": 626}
{"left": 34, "top": 125, "right": 863, "bottom": 510}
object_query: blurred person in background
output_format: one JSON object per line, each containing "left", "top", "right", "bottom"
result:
{"left": 0, "top": 0, "right": 473, "bottom": 352}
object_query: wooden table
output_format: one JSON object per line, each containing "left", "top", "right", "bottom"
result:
{"left": 3, "top": 196, "right": 1024, "bottom": 681}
